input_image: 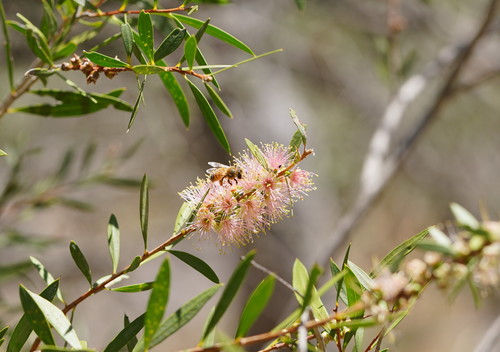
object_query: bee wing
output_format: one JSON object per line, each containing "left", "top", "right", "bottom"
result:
{"left": 208, "top": 161, "right": 228, "bottom": 168}
{"left": 206, "top": 168, "right": 219, "bottom": 174}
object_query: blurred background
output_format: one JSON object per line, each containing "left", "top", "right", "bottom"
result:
{"left": 1, "top": 0, "right": 500, "bottom": 351}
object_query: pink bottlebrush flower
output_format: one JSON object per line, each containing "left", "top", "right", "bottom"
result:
{"left": 179, "top": 142, "right": 315, "bottom": 249}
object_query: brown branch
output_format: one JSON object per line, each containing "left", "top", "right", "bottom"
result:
{"left": 316, "top": 0, "right": 500, "bottom": 267}
{"left": 78, "top": 6, "right": 194, "bottom": 19}
{"left": 29, "top": 226, "right": 197, "bottom": 351}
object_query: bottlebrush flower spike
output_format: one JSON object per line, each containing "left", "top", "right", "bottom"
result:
{"left": 179, "top": 142, "right": 315, "bottom": 249}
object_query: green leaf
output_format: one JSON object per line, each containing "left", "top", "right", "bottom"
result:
{"left": 184, "top": 35, "right": 197, "bottom": 70}
{"left": 417, "top": 241, "right": 455, "bottom": 256}
{"left": 294, "top": 0, "right": 306, "bottom": 10}
{"left": 186, "top": 79, "right": 230, "bottom": 153}
{"left": 0, "top": 326, "right": 7, "bottom": 340}
{"left": 347, "top": 261, "right": 375, "bottom": 290}
{"left": 30, "top": 256, "right": 64, "bottom": 303}
{"left": 110, "top": 282, "right": 154, "bottom": 293}
{"left": 132, "top": 65, "right": 167, "bottom": 75}
{"left": 292, "top": 259, "right": 329, "bottom": 321}
{"left": 450, "top": 202, "right": 480, "bottom": 230}
{"left": 126, "top": 256, "right": 142, "bottom": 274}
{"left": 205, "top": 83, "right": 232, "bottom": 118}
{"left": 169, "top": 250, "right": 219, "bottom": 283}
{"left": 20, "top": 285, "right": 83, "bottom": 349}
{"left": 84, "top": 51, "right": 129, "bottom": 68}
{"left": 40, "top": 0, "right": 57, "bottom": 38}
{"left": 289, "top": 108, "right": 307, "bottom": 145}
{"left": 289, "top": 130, "right": 303, "bottom": 154}
{"left": 103, "top": 313, "right": 145, "bottom": 352}
{"left": 245, "top": 138, "right": 268, "bottom": 170}
{"left": 26, "top": 29, "right": 53, "bottom": 65}
{"left": 344, "top": 267, "right": 363, "bottom": 309}
{"left": 7, "top": 281, "right": 60, "bottom": 352}
{"left": 157, "top": 62, "right": 190, "bottom": 127}
{"left": 133, "top": 284, "right": 221, "bottom": 352}
{"left": 52, "top": 42, "right": 77, "bottom": 61}
{"left": 127, "top": 80, "right": 146, "bottom": 131}
{"left": 0, "top": 261, "right": 31, "bottom": 281}
{"left": 301, "top": 264, "right": 322, "bottom": 315}
{"left": 201, "top": 251, "right": 255, "bottom": 341}
{"left": 154, "top": 28, "right": 186, "bottom": 61}
{"left": 121, "top": 23, "right": 134, "bottom": 60}
{"left": 171, "top": 14, "right": 254, "bottom": 55}
{"left": 0, "top": 148, "right": 7, "bottom": 156}
{"left": 138, "top": 11, "right": 154, "bottom": 62}
{"left": 371, "top": 228, "right": 429, "bottom": 277}
{"left": 69, "top": 241, "right": 92, "bottom": 286}
{"left": 107, "top": 214, "right": 120, "bottom": 274}
{"left": 144, "top": 258, "right": 170, "bottom": 351}
{"left": 235, "top": 275, "right": 275, "bottom": 338}
{"left": 0, "top": 1, "right": 14, "bottom": 90}
{"left": 140, "top": 174, "right": 149, "bottom": 250}
{"left": 15, "top": 89, "right": 133, "bottom": 117}
{"left": 173, "top": 201, "right": 194, "bottom": 234}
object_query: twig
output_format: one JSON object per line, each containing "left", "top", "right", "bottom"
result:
{"left": 78, "top": 6, "right": 194, "bottom": 19}
{"left": 249, "top": 259, "right": 298, "bottom": 294}
{"left": 474, "top": 314, "right": 500, "bottom": 352}
{"left": 317, "top": 0, "right": 500, "bottom": 266}
{"left": 29, "top": 225, "right": 197, "bottom": 351}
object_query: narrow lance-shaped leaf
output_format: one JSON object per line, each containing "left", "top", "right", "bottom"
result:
{"left": 292, "top": 260, "right": 329, "bottom": 321}
{"left": 187, "top": 79, "right": 230, "bottom": 153}
{"left": 301, "top": 264, "right": 323, "bottom": 315}
{"left": 107, "top": 214, "right": 120, "bottom": 274}
{"left": 26, "top": 29, "right": 53, "bottom": 65}
{"left": 371, "top": 228, "right": 428, "bottom": 277}
{"left": 289, "top": 108, "right": 307, "bottom": 145}
{"left": 121, "top": 23, "right": 134, "bottom": 61}
{"left": 172, "top": 201, "right": 194, "bottom": 234}
{"left": 450, "top": 202, "right": 480, "bottom": 230}
{"left": 103, "top": 313, "right": 145, "bottom": 352}
{"left": 138, "top": 11, "right": 154, "bottom": 62}
{"left": 20, "top": 285, "right": 83, "bottom": 349}
{"left": 144, "top": 258, "right": 170, "bottom": 351}
{"left": 133, "top": 284, "right": 221, "bottom": 352}
{"left": 245, "top": 138, "right": 268, "bottom": 170}
{"left": 184, "top": 35, "right": 197, "bottom": 70}
{"left": 157, "top": 60, "right": 190, "bottom": 127}
{"left": 127, "top": 80, "right": 146, "bottom": 131}
{"left": 205, "top": 83, "right": 232, "bottom": 118}
{"left": 235, "top": 275, "right": 275, "bottom": 338}
{"left": 0, "top": 149, "right": 7, "bottom": 156}
{"left": 40, "top": 0, "right": 57, "bottom": 38}
{"left": 125, "top": 315, "right": 139, "bottom": 352}
{"left": 83, "top": 51, "right": 129, "bottom": 68}
{"left": 69, "top": 241, "right": 92, "bottom": 286}
{"left": 30, "top": 256, "right": 64, "bottom": 303}
{"left": 0, "top": 326, "right": 7, "bottom": 340}
{"left": 110, "top": 282, "right": 154, "bottom": 293}
{"left": 7, "top": 280, "right": 60, "bottom": 352}
{"left": 169, "top": 250, "right": 219, "bottom": 283}
{"left": 0, "top": 0, "right": 14, "bottom": 90}
{"left": 171, "top": 14, "right": 254, "bottom": 56}
{"left": 154, "top": 28, "right": 186, "bottom": 62}
{"left": 201, "top": 250, "right": 256, "bottom": 341}
{"left": 140, "top": 174, "right": 149, "bottom": 250}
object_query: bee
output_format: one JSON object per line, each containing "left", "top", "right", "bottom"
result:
{"left": 207, "top": 162, "right": 243, "bottom": 186}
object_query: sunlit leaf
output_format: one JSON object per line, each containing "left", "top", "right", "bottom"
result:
{"left": 20, "top": 285, "right": 82, "bottom": 349}
{"left": 173, "top": 201, "right": 194, "bottom": 234}
{"left": 144, "top": 258, "right": 170, "bottom": 350}
{"left": 30, "top": 256, "right": 64, "bottom": 303}
{"left": 347, "top": 261, "right": 374, "bottom": 290}
{"left": 107, "top": 214, "right": 120, "bottom": 274}
{"left": 450, "top": 202, "right": 480, "bottom": 230}
{"left": 0, "top": 149, "right": 7, "bottom": 156}
{"left": 169, "top": 250, "right": 219, "bottom": 283}
{"left": 7, "top": 281, "right": 59, "bottom": 352}
{"left": 132, "top": 65, "right": 166, "bottom": 74}
{"left": 245, "top": 138, "right": 268, "bottom": 170}
{"left": 69, "top": 241, "right": 92, "bottom": 286}
{"left": 292, "top": 259, "right": 329, "bottom": 321}
{"left": 201, "top": 251, "right": 255, "bottom": 341}
{"left": 157, "top": 61, "right": 190, "bottom": 127}
{"left": 235, "top": 275, "right": 275, "bottom": 338}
